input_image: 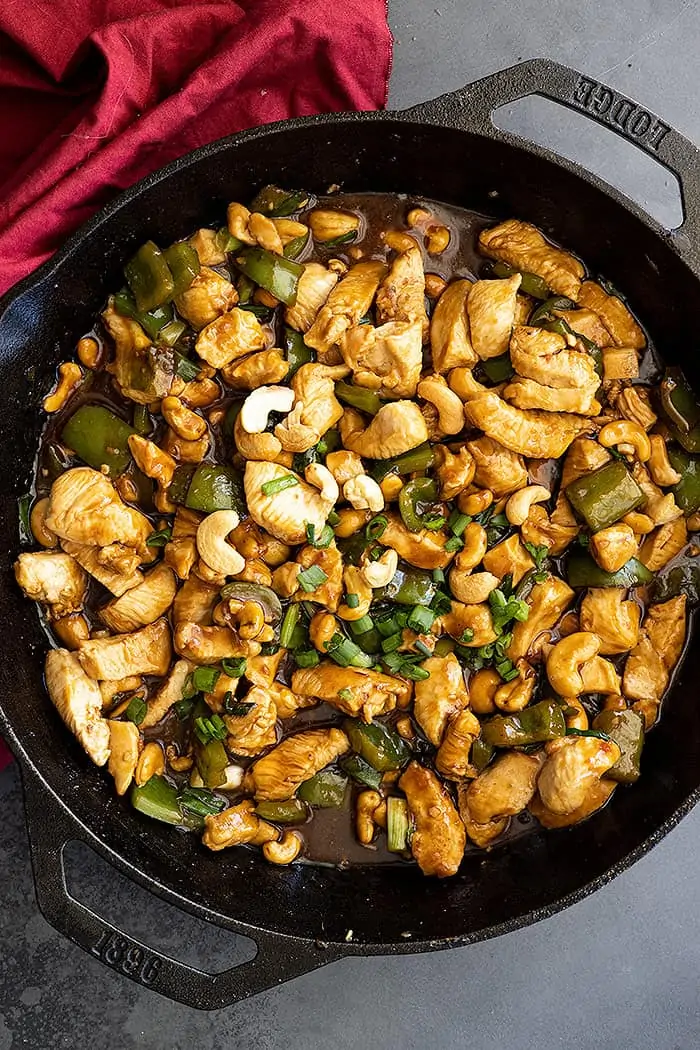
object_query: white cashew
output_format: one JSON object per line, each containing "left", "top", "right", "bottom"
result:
{"left": 417, "top": 375, "right": 465, "bottom": 435}
{"left": 305, "top": 462, "right": 339, "bottom": 505}
{"left": 240, "top": 386, "right": 295, "bottom": 434}
{"left": 505, "top": 485, "right": 551, "bottom": 526}
{"left": 450, "top": 570, "right": 500, "bottom": 605}
{"left": 360, "top": 548, "right": 398, "bottom": 588}
{"left": 344, "top": 474, "right": 385, "bottom": 513}
{"left": 546, "top": 631, "right": 600, "bottom": 697}
{"left": 196, "top": 510, "right": 245, "bottom": 577}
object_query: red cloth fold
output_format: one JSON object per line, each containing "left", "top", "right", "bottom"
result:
{"left": 0, "top": 0, "right": 392, "bottom": 770}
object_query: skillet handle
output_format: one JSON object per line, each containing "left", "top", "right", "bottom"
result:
{"left": 20, "top": 767, "right": 345, "bottom": 1010}
{"left": 400, "top": 58, "right": 700, "bottom": 252}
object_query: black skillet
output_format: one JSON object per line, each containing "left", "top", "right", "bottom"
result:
{"left": 1, "top": 60, "right": 700, "bottom": 1010}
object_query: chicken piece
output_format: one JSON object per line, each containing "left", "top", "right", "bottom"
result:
{"left": 504, "top": 377, "right": 601, "bottom": 416}
{"left": 560, "top": 436, "right": 611, "bottom": 488}
{"left": 529, "top": 778, "right": 616, "bottom": 829}
{"left": 482, "top": 534, "right": 535, "bottom": 585}
{"left": 141, "top": 660, "right": 193, "bottom": 727}
{"left": 222, "top": 348, "right": 288, "bottom": 391}
{"left": 413, "top": 654, "right": 467, "bottom": 745}
{"left": 463, "top": 391, "right": 589, "bottom": 458}
{"left": 224, "top": 685, "right": 278, "bottom": 756}
{"left": 246, "top": 649, "right": 284, "bottom": 686}
{"left": 14, "top": 551, "right": 87, "bottom": 616}
{"left": 248, "top": 728, "right": 349, "bottom": 800}
{"left": 458, "top": 785, "right": 509, "bottom": 849}
{"left": 164, "top": 506, "right": 202, "bottom": 580}
{"left": 188, "top": 228, "right": 226, "bottom": 266}
{"left": 244, "top": 462, "right": 334, "bottom": 545}
{"left": 639, "top": 519, "right": 688, "bottom": 572}
{"left": 174, "top": 266, "right": 238, "bottom": 330}
{"left": 509, "top": 326, "right": 599, "bottom": 391}
{"left": 284, "top": 262, "right": 339, "bottom": 332}
{"left": 520, "top": 495, "right": 580, "bottom": 556}
{"left": 507, "top": 576, "right": 575, "bottom": 661}
{"left": 203, "top": 801, "right": 265, "bottom": 851}
{"left": 99, "top": 563, "right": 177, "bottom": 633}
{"left": 430, "top": 279, "right": 477, "bottom": 372}
{"left": 305, "top": 261, "right": 387, "bottom": 353}
{"left": 631, "top": 463, "right": 683, "bottom": 526}
{"left": 339, "top": 320, "right": 423, "bottom": 397}
{"left": 174, "top": 622, "right": 250, "bottom": 665}
{"left": 46, "top": 468, "right": 153, "bottom": 556}
{"left": 102, "top": 304, "right": 173, "bottom": 404}
{"left": 375, "top": 245, "right": 429, "bottom": 339}
{"left": 61, "top": 540, "right": 143, "bottom": 596}
{"left": 379, "top": 513, "right": 453, "bottom": 570}
{"left": 78, "top": 619, "right": 172, "bottom": 681}
{"left": 44, "top": 649, "right": 110, "bottom": 766}
{"left": 615, "top": 386, "right": 657, "bottom": 430}
{"left": 466, "top": 275, "right": 521, "bottom": 359}
{"left": 579, "top": 588, "right": 641, "bottom": 655}
{"left": 433, "top": 444, "right": 475, "bottom": 500}
{"left": 537, "top": 735, "right": 621, "bottom": 815}
{"left": 479, "top": 219, "right": 584, "bottom": 299}
{"left": 269, "top": 680, "right": 318, "bottom": 720}
{"left": 292, "top": 544, "right": 343, "bottom": 612}
{"left": 399, "top": 761, "right": 465, "bottom": 878}
{"left": 441, "top": 602, "right": 498, "bottom": 647}
{"left": 589, "top": 523, "right": 638, "bottom": 574}
{"left": 466, "top": 752, "right": 542, "bottom": 824}
{"left": 195, "top": 307, "right": 265, "bottom": 369}
{"left": 436, "top": 709, "right": 482, "bottom": 780}
{"left": 340, "top": 402, "right": 428, "bottom": 459}
{"left": 556, "top": 307, "right": 611, "bottom": 348}
{"left": 172, "top": 574, "right": 219, "bottom": 626}
{"left": 161, "top": 427, "right": 209, "bottom": 466}
{"left": 577, "top": 281, "right": 645, "bottom": 349}
{"left": 623, "top": 595, "right": 687, "bottom": 713}
{"left": 467, "top": 435, "right": 528, "bottom": 497}
{"left": 107, "top": 719, "right": 141, "bottom": 796}
{"left": 292, "top": 663, "right": 402, "bottom": 721}
{"left": 276, "top": 363, "right": 349, "bottom": 452}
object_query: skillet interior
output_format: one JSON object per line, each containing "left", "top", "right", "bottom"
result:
{"left": 1, "top": 115, "right": 700, "bottom": 947}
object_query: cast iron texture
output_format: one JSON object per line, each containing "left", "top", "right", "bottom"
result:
{"left": 1, "top": 60, "right": 700, "bottom": 1010}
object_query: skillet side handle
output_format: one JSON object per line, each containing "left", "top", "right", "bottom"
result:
{"left": 20, "top": 767, "right": 345, "bottom": 1010}
{"left": 400, "top": 58, "right": 700, "bottom": 251}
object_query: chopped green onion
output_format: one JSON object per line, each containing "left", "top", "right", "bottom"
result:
{"left": 294, "top": 649, "right": 320, "bottom": 668}
{"left": 495, "top": 659, "right": 519, "bottom": 682}
{"left": 338, "top": 687, "right": 354, "bottom": 702}
{"left": 387, "top": 797, "right": 410, "bottom": 852}
{"left": 348, "top": 614, "right": 374, "bottom": 635}
{"left": 297, "top": 565, "right": 329, "bottom": 592}
{"left": 261, "top": 474, "right": 299, "bottom": 497}
{"left": 221, "top": 657, "right": 247, "bottom": 678}
{"left": 146, "top": 527, "right": 172, "bottom": 547}
{"left": 260, "top": 642, "right": 280, "bottom": 656}
{"left": 432, "top": 568, "right": 445, "bottom": 584}
{"left": 443, "top": 535, "right": 464, "bottom": 552}
{"left": 280, "top": 604, "right": 300, "bottom": 648}
{"left": 448, "top": 511, "right": 471, "bottom": 536}
{"left": 223, "top": 695, "right": 254, "bottom": 716}
{"left": 326, "top": 632, "right": 374, "bottom": 668}
{"left": 523, "top": 541, "right": 549, "bottom": 572}
{"left": 366, "top": 515, "right": 389, "bottom": 542}
{"left": 346, "top": 592, "right": 360, "bottom": 609}
{"left": 414, "top": 640, "right": 433, "bottom": 658}
{"left": 407, "top": 606, "right": 436, "bottom": 633}
{"left": 565, "top": 727, "right": 611, "bottom": 741}
{"left": 381, "top": 632, "right": 404, "bottom": 654}
{"left": 430, "top": 590, "right": 453, "bottom": 616}
{"left": 194, "top": 715, "right": 228, "bottom": 744}
{"left": 191, "top": 666, "right": 220, "bottom": 693}
{"left": 305, "top": 522, "right": 334, "bottom": 548}
{"left": 133, "top": 404, "right": 150, "bottom": 435}
{"left": 327, "top": 510, "right": 341, "bottom": 526}
{"left": 178, "top": 786, "right": 226, "bottom": 817}
{"left": 174, "top": 352, "right": 200, "bottom": 382}
{"left": 401, "top": 663, "right": 431, "bottom": 681}
{"left": 125, "top": 695, "right": 147, "bottom": 725}
{"left": 174, "top": 697, "right": 195, "bottom": 720}
{"left": 461, "top": 628, "right": 474, "bottom": 644}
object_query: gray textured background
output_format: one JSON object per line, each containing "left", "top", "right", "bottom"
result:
{"left": 2, "top": 1, "right": 700, "bottom": 1046}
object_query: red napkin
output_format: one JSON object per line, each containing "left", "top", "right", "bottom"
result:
{"left": 0, "top": 0, "right": 392, "bottom": 770}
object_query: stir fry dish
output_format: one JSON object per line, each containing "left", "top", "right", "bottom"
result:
{"left": 15, "top": 186, "right": 698, "bottom": 878}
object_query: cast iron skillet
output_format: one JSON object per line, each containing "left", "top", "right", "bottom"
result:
{"left": 1, "top": 59, "right": 700, "bottom": 1010}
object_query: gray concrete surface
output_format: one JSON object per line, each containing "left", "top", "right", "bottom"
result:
{"left": 2, "top": 1, "right": 700, "bottom": 1046}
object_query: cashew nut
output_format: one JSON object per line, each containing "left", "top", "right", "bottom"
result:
{"left": 450, "top": 571, "right": 500, "bottom": 605}
{"left": 263, "top": 830, "right": 303, "bottom": 865}
{"left": 325, "top": 450, "right": 364, "bottom": 485}
{"left": 563, "top": 696, "right": 589, "bottom": 731}
{"left": 506, "top": 485, "right": 551, "bottom": 527}
{"left": 128, "top": 435, "right": 176, "bottom": 489}
{"left": 424, "top": 273, "right": 448, "bottom": 299}
{"left": 380, "top": 475, "right": 404, "bottom": 502}
{"left": 453, "top": 522, "right": 488, "bottom": 573}
{"left": 648, "top": 434, "right": 682, "bottom": 487}
{"left": 226, "top": 201, "right": 256, "bottom": 244}
{"left": 468, "top": 667, "right": 501, "bottom": 714}
{"left": 494, "top": 660, "right": 535, "bottom": 712}
{"left": 30, "top": 497, "right": 57, "bottom": 547}
{"left": 343, "top": 475, "right": 385, "bottom": 513}
{"left": 425, "top": 224, "right": 450, "bottom": 254}
{"left": 305, "top": 462, "right": 340, "bottom": 505}
{"left": 161, "top": 396, "right": 207, "bottom": 441}
{"left": 135, "top": 742, "right": 165, "bottom": 786}
{"left": 180, "top": 378, "right": 220, "bottom": 408}
{"left": 417, "top": 375, "right": 465, "bottom": 436}
{"left": 43, "top": 362, "right": 82, "bottom": 413}
{"left": 196, "top": 510, "right": 245, "bottom": 576}
{"left": 356, "top": 789, "right": 383, "bottom": 845}
{"left": 240, "top": 385, "right": 295, "bottom": 434}
{"left": 622, "top": 511, "right": 655, "bottom": 535}
{"left": 334, "top": 508, "right": 371, "bottom": 538}
{"left": 338, "top": 565, "right": 373, "bottom": 620}
{"left": 309, "top": 611, "right": 338, "bottom": 652}
{"left": 107, "top": 720, "right": 140, "bottom": 796}
{"left": 248, "top": 212, "right": 283, "bottom": 254}
{"left": 77, "top": 336, "right": 101, "bottom": 369}
{"left": 598, "top": 420, "right": 651, "bottom": 462}
{"left": 546, "top": 631, "right": 601, "bottom": 697}
{"left": 308, "top": 209, "right": 360, "bottom": 242}
{"left": 272, "top": 218, "right": 309, "bottom": 246}
{"left": 458, "top": 489, "right": 493, "bottom": 516}
{"left": 360, "top": 548, "right": 398, "bottom": 588}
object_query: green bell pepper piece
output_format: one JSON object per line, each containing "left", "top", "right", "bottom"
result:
{"left": 255, "top": 799, "right": 309, "bottom": 824}
{"left": 471, "top": 736, "right": 495, "bottom": 771}
{"left": 592, "top": 709, "right": 644, "bottom": 783}
{"left": 216, "top": 226, "right": 245, "bottom": 255}
{"left": 334, "top": 381, "right": 382, "bottom": 416}
{"left": 566, "top": 552, "right": 653, "bottom": 589}
{"left": 124, "top": 241, "right": 175, "bottom": 312}
{"left": 566, "top": 461, "right": 644, "bottom": 532}
{"left": 195, "top": 739, "right": 229, "bottom": 789}
{"left": 297, "top": 771, "right": 348, "bottom": 808}
{"left": 479, "top": 352, "right": 514, "bottom": 383}
{"left": 283, "top": 231, "right": 310, "bottom": 260}
{"left": 61, "top": 405, "right": 135, "bottom": 477}
{"left": 529, "top": 296, "right": 576, "bottom": 324}
{"left": 219, "top": 582, "right": 282, "bottom": 626}
{"left": 184, "top": 465, "right": 245, "bottom": 514}
{"left": 398, "top": 477, "right": 444, "bottom": 533}
{"left": 285, "top": 326, "right": 313, "bottom": 377}
{"left": 131, "top": 775, "right": 182, "bottom": 825}
{"left": 652, "top": 562, "right": 700, "bottom": 604}
{"left": 168, "top": 464, "right": 197, "bottom": 504}
{"left": 375, "top": 566, "right": 437, "bottom": 606}
{"left": 370, "top": 441, "right": 435, "bottom": 479}
{"left": 340, "top": 755, "right": 383, "bottom": 790}
{"left": 343, "top": 718, "right": 411, "bottom": 772}
{"left": 232, "top": 247, "right": 303, "bottom": 306}
{"left": 112, "top": 290, "right": 176, "bottom": 341}
{"left": 249, "top": 185, "right": 310, "bottom": 217}
{"left": 659, "top": 368, "right": 700, "bottom": 433}
{"left": 163, "top": 243, "right": 200, "bottom": 298}
{"left": 668, "top": 447, "right": 700, "bottom": 513}
{"left": 491, "top": 261, "right": 550, "bottom": 299}
{"left": 481, "top": 698, "right": 566, "bottom": 747}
